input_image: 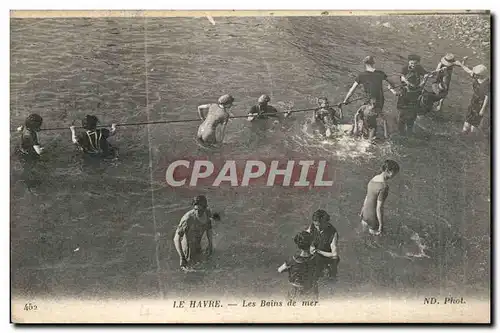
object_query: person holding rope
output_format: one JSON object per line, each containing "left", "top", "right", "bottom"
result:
{"left": 453, "top": 61, "right": 490, "bottom": 134}
{"left": 397, "top": 54, "right": 430, "bottom": 135}
{"left": 197, "top": 94, "right": 234, "bottom": 145}
{"left": 432, "top": 53, "right": 458, "bottom": 112}
{"left": 310, "top": 97, "right": 343, "bottom": 138}
{"left": 247, "top": 94, "right": 281, "bottom": 123}
{"left": 343, "top": 56, "right": 398, "bottom": 140}
{"left": 70, "top": 115, "right": 118, "bottom": 159}
{"left": 16, "top": 113, "right": 45, "bottom": 189}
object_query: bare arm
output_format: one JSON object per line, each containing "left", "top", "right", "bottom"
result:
{"left": 70, "top": 126, "right": 79, "bottom": 144}
{"left": 109, "top": 124, "right": 117, "bottom": 136}
{"left": 206, "top": 228, "right": 213, "bottom": 255}
{"left": 173, "top": 216, "right": 189, "bottom": 267}
{"left": 33, "top": 145, "right": 44, "bottom": 155}
{"left": 316, "top": 232, "right": 339, "bottom": 258}
{"left": 278, "top": 262, "right": 289, "bottom": 273}
{"left": 457, "top": 62, "right": 474, "bottom": 77}
{"left": 376, "top": 199, "right": 385, "bottom": 234}
{"left": 479, "top": 95, "right": 489, "bottom": 116}
{"left": 343, "top": 81, "right": 359, "bottom": 104}
{"left": 385, "top": 77, "right": 398, "bottom": 95}
{"left": 173, "top": 232, "right": 186, "bottom": 266}
{"left": 197, "top": 104, "right": 210, "bottom": 120}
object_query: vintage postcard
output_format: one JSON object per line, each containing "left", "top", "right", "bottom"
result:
{"left": 10, "top": 10, "right": 491, "bottom": 323}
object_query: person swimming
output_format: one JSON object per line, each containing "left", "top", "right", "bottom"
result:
{"left": 197, "top": 94, "right": 234, "bottom": 145}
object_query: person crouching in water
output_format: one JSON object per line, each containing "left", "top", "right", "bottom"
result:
{"left": 16, "top": 113, "right": 45, "bottom": 189}
{"left": 70, "top": 115, "right": 118, "bottom": 159}
{"left": 173, "top": 195, "right": 221, "bottom": 270}
{"left": 197, "top": 94, "right": 234, "bottom": 145}
{"left": 454, "top": 61, "right": 490, "bottom": 135}
{"left": 352, "top": 97, "right": 378, "bottom": 141}
{"left": 310, "top": 97, "right": 342, "bottom": 138}
{"left": 307, "top": 209, "right": 340, "bottom": 281}
{"left": 247, "top": 94, "right": 282, "bottom": 123}
{"left": 359, "top": 159, "right": 400, "bottom": 236}
{"left": 278, "top": 231, "right": 320, "bottom": 301}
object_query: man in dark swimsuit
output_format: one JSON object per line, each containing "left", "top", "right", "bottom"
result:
{"left": 16, "top": 113, "right": 45, "bottom": 189}
{"left": 397, "top": 54, "right": 429, "bottom": 135}
{"left": 343, "top": 56, "right": 398, "bottom": 139}
{"left": 454, "top": 62, "right": 490, "bottom": 134}
{"left": 70, "top": 115, "right": 118, "bottom": 159}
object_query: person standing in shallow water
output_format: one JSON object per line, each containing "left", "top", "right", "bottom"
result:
{"left": 197, "top": 94, "right": 234, "bottom": 145}
{"left": 432, "top": 53, "right": 457, "bottom": 112}
{"left": 16, "top": 113, "right": 45, "bottom": 189}
{"left": 307, "top": 209, "right": 340, "bottom": 281}
{"left": 343, "top": 56, "right": 398, "bottom": 139}
{"left": 173, "top": 195, "right": 221, "bottom": 270}
{"left": 278, "top": 231, "right": 320, "bottom": 301}
{"left": 360, "top": 160, "right": 400, "bottom": 236}
{"left": 454, "top": 61, "right": 490, "bottom": 134}
{"left": 397, "top": 54, "right": 430, "bottom": 135}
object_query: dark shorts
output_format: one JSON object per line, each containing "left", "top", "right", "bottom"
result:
{"left": 465, "top": 107, "right": 483, "bottom": 127}
{"left": 432, "top": 83, "right": 449, "bottom": 99}
{"left": 316, "top": 256, "right": 340, "bottom": 279}
{"left": 398, "top": 108, "right": 418, "bottom": 124}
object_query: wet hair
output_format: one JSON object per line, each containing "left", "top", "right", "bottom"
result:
{"left": 82, "top": 115, "right": 99, "bottom": 130}
{"left": 192, "top": 195, "right": 208, "bottom": 207}
{"left": 294, "top": 231, "right": 313, "bottom": 251}
{"left": 312, "top": 209, "right": 330, "bottom": 223}
{"left": 382, "top": 159, "right": 400, "bottom": 174}
{"left": 363, "top": 56, "right": 375, "bottom": 65}
{"left": 25, "top": 114, "right": 43, "bottom": 131}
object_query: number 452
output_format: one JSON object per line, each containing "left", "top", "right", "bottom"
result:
{"left": 24, "top": 303, "right": 37, "bottom": 311}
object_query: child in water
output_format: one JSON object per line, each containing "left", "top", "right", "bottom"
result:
{"left": 359, "top": 160, "right": 400, "bottom": 236}
{"left": 352, "top": 97, "right": 378, "bottom": 141}
{"left": 312, "top": 97, "right": 343, "bottom": 138}
{"left": 70, "top": 115, "right": 118, "bottom": 159}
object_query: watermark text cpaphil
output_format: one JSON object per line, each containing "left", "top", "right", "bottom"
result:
{"left": 165, "top": 159, "right": 334, "bottom": 187}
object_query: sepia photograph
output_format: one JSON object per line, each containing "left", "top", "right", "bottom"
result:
{"left": 9, "top": 9, "right": 491, "bottom": 323}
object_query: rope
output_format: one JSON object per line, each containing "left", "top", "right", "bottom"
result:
{"left": 13, "top": 83, "right": 410, "bottom": 133}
